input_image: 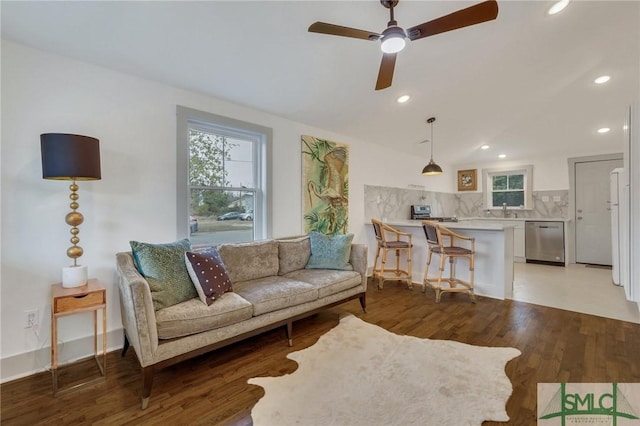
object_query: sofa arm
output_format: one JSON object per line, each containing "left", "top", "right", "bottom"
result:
{"left": 350, "top": 244, "right": 368, "bottom": 290}
{"left": 116, "top": 252, "right": 158, "bottom": 366}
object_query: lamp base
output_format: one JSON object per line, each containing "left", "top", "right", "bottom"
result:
{"left": 62, "top": 265, "right": 88, "bottom": 288}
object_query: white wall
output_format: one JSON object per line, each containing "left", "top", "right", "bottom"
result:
{"left": 0, "top": 40, "right": 453, "bottom": 381}
{"left": 453, "top": 154, "right": 572, "bottom": 193}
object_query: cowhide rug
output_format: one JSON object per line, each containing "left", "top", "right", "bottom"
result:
{"left": 249, "top": 314, "right": 521, "bottom": 425}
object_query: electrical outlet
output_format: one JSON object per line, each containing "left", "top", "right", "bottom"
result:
{"left": 25, "top": 309, "right": 38, "bottom": 328}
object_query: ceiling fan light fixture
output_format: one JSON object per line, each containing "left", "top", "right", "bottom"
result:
{"left": 548, "top": 0, "right": 570, "bottom": 15}
{"left": 380, "top": 27, "right": 406, "bottom": 53}
{"left": 308, "top": 0, "right": 500, "bottom": 90}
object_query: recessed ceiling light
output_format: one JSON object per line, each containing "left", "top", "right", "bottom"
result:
{"left": 498, "top": 154, "right": 507, "bottom": 159}
{"left": 481, "top": 145, "right": 490, "bottom": 150}
{"left": 597, "top": 127, "right": 611, "bottom": 134}
{"left": 594, "top": 75, "right": 610, "bottom": 84}
{"left": 623, "top": 124, "right": 629, "bottom": 131}
{"left": 548, "top": 0, "right": 570, "bottom": 15}
{"left": 396, "top": 95, "right": 410, "bottom": 104}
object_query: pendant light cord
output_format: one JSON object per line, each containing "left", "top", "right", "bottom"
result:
{"left": 430, "top": 120, "right": 434, "bottom": 160}
{"left": 427, "top": 117, "right": 436, "bottom": 160}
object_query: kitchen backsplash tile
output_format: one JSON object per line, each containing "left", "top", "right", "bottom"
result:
{"left": 364, "top": 185, "right": 568, "bottom": 220}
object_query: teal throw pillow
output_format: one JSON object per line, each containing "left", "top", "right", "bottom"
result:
{"left": 130, "top": 238, "right": 197, "bottom": 310}
{"left": 306, "top": 231, "right": 354, "bottom": 271}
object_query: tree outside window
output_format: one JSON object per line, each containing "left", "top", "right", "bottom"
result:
{"left": 492, "top": 174, "right": 525, "bottom": 207}
{"left": 483, "top": 165, "right": 533, "bottom": 210}
{"left": 177, "top": 106, "right": 271, "bottom": 244}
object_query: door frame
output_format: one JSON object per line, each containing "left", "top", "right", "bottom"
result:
{"left": 567, "top": 153, "right": 623, "bottom": 264}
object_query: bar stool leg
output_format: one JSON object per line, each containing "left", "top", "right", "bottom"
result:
{"left": 379, "top": 249, "right": 388, "bottom": 290}
{"left": 436, "top": 254, "right": 446, "bottom": 303}
{"left": 373, "top": 245, "right": 381, "bottom": 289}
{"left": 423, "top": 250, "right": 433, "bottom": 294}
{"left": 469, "top": 254, "right": 476, "bottom": 303}
{"left": 450, "top": 257, "right": 456, "bottom": 288}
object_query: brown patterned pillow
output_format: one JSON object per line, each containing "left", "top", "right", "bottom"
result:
{"left": 185, "top": 247, "right": 232, "bottom": 305}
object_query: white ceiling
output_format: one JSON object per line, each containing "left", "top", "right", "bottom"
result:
{"left": 2, "top": 1, "right": 638, "bottom": 166}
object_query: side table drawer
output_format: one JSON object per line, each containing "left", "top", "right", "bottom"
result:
{"left": 54, "top": 291, "right": 105, "bottom": 313}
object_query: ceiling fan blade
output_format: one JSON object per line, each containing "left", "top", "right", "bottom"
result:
{"left": 308, "top": 22, "right": 381, "bottom": 41}
{"left": 375, "top": 53, "right": 397, "bottom": 91}
{"left": 407, "top": 0, "right": 498, "bottom": 41}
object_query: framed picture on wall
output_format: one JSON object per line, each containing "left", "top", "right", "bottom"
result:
{"left": 457, "top": 169, "right": 477, "bottom": 191}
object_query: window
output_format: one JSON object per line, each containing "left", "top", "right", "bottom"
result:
{"left": 483, "top": 165, "right": 533, "bottom": 209}
{"left": 177, "top": 106, "right": 272, "bottom": 244}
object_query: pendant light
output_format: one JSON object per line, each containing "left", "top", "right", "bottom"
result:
{"left": 422, "top": 117, "right": 443, "bottom": 175}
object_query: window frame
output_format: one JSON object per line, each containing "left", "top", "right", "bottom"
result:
{"left": 483, "top": 165, "right": 534, "bottom": 210}
{"left": 176, "top": 106, "right": 272, "bottom": 242}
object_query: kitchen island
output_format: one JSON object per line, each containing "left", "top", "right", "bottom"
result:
{"left": 366, "top": 220, "right": 514, "bottom": 300}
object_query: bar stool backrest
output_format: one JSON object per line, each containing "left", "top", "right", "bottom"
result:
{"left": 422, "top": 221, "right": 441, "bottom": 246}
{"left": 371, "top": 219, "right": 383, "bottom": 243}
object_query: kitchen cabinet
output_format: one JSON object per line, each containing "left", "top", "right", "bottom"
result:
{"left": 513, "top": 223, "right": 525, "bottom": 260}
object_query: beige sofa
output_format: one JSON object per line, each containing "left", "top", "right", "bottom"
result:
{"left": 116, "top": 236, "right": 367, "bottom": 408}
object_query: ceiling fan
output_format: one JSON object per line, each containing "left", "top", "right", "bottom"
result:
{"left": 308, "top": 0, "right": 499, "bottom": 91}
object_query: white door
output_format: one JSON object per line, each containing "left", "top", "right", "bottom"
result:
{"left": 575, "top": 159, "right": 623, "bottom": 265}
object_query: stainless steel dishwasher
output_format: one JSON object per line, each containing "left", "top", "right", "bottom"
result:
{"left": 525, "top": 221, "right": 565, "bottom": 266}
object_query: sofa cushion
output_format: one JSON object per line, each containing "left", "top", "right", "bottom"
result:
{"left": 278, "top": 237, "right": 311, "bottom": 275}
{"left": 185, "top": 247, "right": 233, "bottom": 305}
{"left": 282, "top": 269, "right": 362, "bottom": 298}
{"left": 306, "top": 232, "right": 354, "bottom": 271}
{"left": 233, "top": 276, "right": 318, "bottom": 316}
{"left": 218, "top": 240, "right": 279, "bottom": 283}
{"left": 155, "top": 292, "right": 253, "bottom": 339}
{"left": 130, "top": 239, "right": 197, "bottom": 310}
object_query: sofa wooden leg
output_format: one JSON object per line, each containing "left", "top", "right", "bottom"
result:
{"left": 359, "top": 293, "right": 367, "bottom": 313}
{"left": 141, "top": 366, "right": 154, "bottom": 410}
{"left": 122, "top": 334, "right": 130, "bottom": 357}
{"left": 285, "top": 321, "right": 293, "bottom": 347}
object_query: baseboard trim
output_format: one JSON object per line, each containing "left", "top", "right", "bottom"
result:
{"left": 1, "top": 328, "right": 124, "bottom": 384}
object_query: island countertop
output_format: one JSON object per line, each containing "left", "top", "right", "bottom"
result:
{"left": 379, "top": 219, "right": 513, "bottom": 231}
{"left": 365, "top": 220, "right": 514, "bottom": 300}
{"left": 458, "top": 217, "right": 570, "bottom": 222}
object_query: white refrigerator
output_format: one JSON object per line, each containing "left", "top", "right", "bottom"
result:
{"left": 610, "top": 168, "right": 623, "bottom": 286}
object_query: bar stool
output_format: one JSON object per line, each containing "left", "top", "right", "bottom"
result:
{"left": 421, "top": 220, "right": 476, "bottom": 303}
{"left": 371, "top": 218, "right": 413, "bottom": 290}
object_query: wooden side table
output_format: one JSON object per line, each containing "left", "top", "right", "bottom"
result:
{"left": 51, "top": 279, "right": 106, "bottom": 395}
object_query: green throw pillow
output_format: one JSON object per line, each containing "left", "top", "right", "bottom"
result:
{"left": 305, "top": 231, "right": 354, "bottom": 271}
{"left": 130, "top": 239, "right": 197, "bottom": 310}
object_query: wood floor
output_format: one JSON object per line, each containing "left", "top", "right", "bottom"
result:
{"left": 2, "top": 279, "right": 640, "bottom": 425}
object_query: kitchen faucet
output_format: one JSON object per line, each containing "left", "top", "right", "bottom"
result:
{"left": 502, "top": 203, "right": 510, "bottom": 218}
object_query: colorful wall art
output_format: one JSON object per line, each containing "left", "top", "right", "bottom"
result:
{"left": 301, "top": 135, "right": 349, "bottom": 235}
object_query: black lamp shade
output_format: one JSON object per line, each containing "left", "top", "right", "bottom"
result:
{"left": 41, "top": 133, "right": 101, "bottom": 180}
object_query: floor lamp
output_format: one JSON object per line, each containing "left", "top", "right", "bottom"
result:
{"left": 41, "top": 133, "right": 101, "bottom": 288}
